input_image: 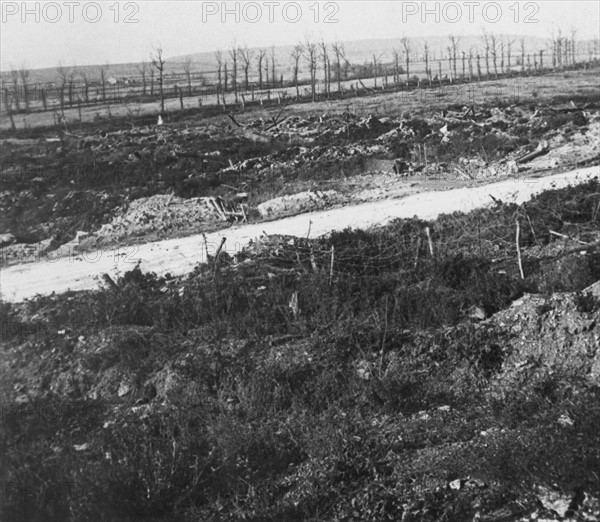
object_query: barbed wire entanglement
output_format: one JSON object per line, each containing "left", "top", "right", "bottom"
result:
{"left": 63, "top": 179, "right": 598, "bottom": 336}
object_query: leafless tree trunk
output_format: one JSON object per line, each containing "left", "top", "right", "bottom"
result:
{"left": 468, "top": 49, "right": 474, "bottom": 80}
{"left": 320, "top": 41, "right": 330, "bottom": 95}
{"left": 229, "top": 43, "right": 238, "bottom": 102}
{"left": 520, "top": 38, "right": 526, "bottom": 73}
{"left": 291, "top": 45, "right": 302, "bottom": 99}
{"left": 100, "top": 64, "right": 109, "bottom": 102}
{"left": 256, "top": 49, "right": 266, "bottom": 89}
{"left": 302, "top": 38, "right": 318, "bottom": 102}
{"left": 271, "top": 46, "right": 276, "bottom": 89}
{"left": 372, "top": 53, "right": 382, "bottom": 88}
{"left": 490, "top": 33, "right": 498, "bottom": 77}
{"left": 80, "top": 73, "right": 90, "bottom": 103}
{"left": 151, "top": 46, "right": 166, "bottom": 113}
{"left": 4, "top": 87, "right": 17, "bottom": 131}
{"left": 332, "top": 42, "right": 345, "bottom": 93}
{"left": 550, "top": 29, "right": 557, "bottom": 69}
{"left": 149, "top": 67, "right": 155, "bottom": 96}
{"left": 68, "top": 69, "right": 75, "bottom": 106}
{"left": 183, "top": 57, "right": 193, "bottom": 96}
{"left": 482, "top": 30, "right": 491, "bottom": 77}
{"left": 449, "top": 35, "right": 460, "bottom": 79}
{"left": 507, "top": 39, "right": 514, "bottom": 71}
{"left": 423, "top": 42, "right": 430, "bottom": 83}
{"left": 137, "top": 61, "right": 148, "bottom": 95}
{"left": 239, "top": 46, "right": 253, "bottom": 90}
{"left": 10, "top": 70, "right": 20, "bottom": 112}
{"left": 215, "top": 51, "right": 223, "bottom": 104}
{"left": 401, "top": 37, "right": 411, "bottom": 82}
{"left": 18, "top": 67, "right": 30, "bottom": 112}
{"left": 56, "top": 64, "right": 68, "bottom": 114}
{"left": 264, "top": 56, "right": 269, "bottom": 86}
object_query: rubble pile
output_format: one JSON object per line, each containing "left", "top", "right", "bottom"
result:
{"left": 257, "top": 190, "right": 344, "bottom": 219}
{"left": 2, "top": 97, "right": 599, "bottom": 263}
{"left": 98, "top": 194, "right": 230, "bottom": 238}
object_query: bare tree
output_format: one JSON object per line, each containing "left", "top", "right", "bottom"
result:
{"left": 229, "top": 42, "right": 238, "bottom": 102}
{"left": 256, "top": 49, "right": 266, "bottom": 89}
{"left": 150, "top": 46, "right": 166, "bottom": 113}
{"left": 239, "top": 46, "right": 254, "bottom": 90}
{"left": 99, "top": 64, "right": 109, "bottom": 102}
{"left": 183, "top": 57, "right": 193, "bottom": 96}
{"left": 392, "top": 49, "right": 401, "bottom": 86}
{"left": 506, "top": 38, "right": 515, "bottom": 71}
{"left": 423, "top": 41, "right": 431, "bottom": 82}
{"left": 215, "top": 51, "right": 224, "bottom": 104}
{"left": 468, "top": 49, "right": 474, "bottom": 80}
{"left": 3, "top": 85, "right": 17, "bottom": 131}
{"left": 137, "top": 61, "right": 148, "bottom": 95}
{"left": 67, "top": 68, "right": 76, "bottom": 106}
{"left": 490, "top": 33, "right": 498, "bottom": 77}
{"left": 448, "top": 35, "right": 460, "bottom": 79}
{"left": 264, "top": 55, "right": 269, "bottom": 86}
{"left": 371, "top": 53, "right": 385, "bottom": 88}
{"left": 556, "top": 29, "right": 563, "bottom": 68}
{"left": 291, "top": 45, "right": 302, "bottom": 99}
{"left": 400, "top": 36, "right": 411, "bottom": 82}
{"left": 18, "top": 67, "right": 30, "bottom": 112}
{"left": 302, "top": 37, "right": 318, "bottom": 102}
{"left": 520, "top": 38, "right": 526, "bottom": 73}
{"left": 271, "top": 45, "right": 276, "bottom": 88}
{"left": 446, "top": 45, "right": 453, "bottom": 81}
{"left": 332, "top": 41, "right": 345, "bottom": 92}
{"left": 482, "top": 30, "right": 491, "bottom": 77}
{"left": 9, "top": 70, "right": 20, "bottom": 113}
{"left": 149, "top": 67, "right": 155, "bottom": 96}
{"left": 56, "top": 63, "right": 69, "bottom": 112}
{"left": 319, "top": 40, "right": 330, "bottom": 95}
{"left": 80, "top": 72, "right": 90, "bottom": 103}
{"left": 570, "top": 28, "right": 577, "bottom": 66}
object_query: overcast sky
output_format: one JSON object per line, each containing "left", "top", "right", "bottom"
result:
{"left": 1, "top": 0, "right": 599, "bottom": 70}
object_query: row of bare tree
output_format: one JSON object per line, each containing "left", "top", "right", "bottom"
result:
{"left": 3, "top": 32, "right": 599, "bottom": 116}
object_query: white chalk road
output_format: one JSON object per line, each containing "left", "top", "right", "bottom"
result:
{"left": 1, "top": 166, "right": 598, "bottom": 303}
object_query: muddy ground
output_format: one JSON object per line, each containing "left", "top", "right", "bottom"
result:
{"left": 1, "top": 69, "right": 600, "bottom": 522}
{"left": 1, "top": 70, "right": 599, "bottom": 267}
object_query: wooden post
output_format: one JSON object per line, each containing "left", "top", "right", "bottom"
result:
{"left": 516, "top": 218, "right": 525, "bottom": 279}
{"left": 213, "top": 237, "right": 227, "bottom": 280}
{"left": 310, "top": 247, "right": 318, "bottom": 273}
{"left": 425, "top": 227, "right": 434, "bottom": 257}
{"left": 329, "top": 245, "right": 335, "bottom": 284}
{"left": 413, "top": 237, "right": 423, "bottom": 269}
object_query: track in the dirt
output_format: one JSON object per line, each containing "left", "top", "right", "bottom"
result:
{"left": 1, "top": 166, "right": 598, "bottom": 303}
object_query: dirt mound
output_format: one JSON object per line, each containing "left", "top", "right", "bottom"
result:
{"left": 487, "top": 280, "right": 600, "bottom": 393}
{"left": 98, "top": 194, "right": 224, "bottom": 238}
{"left": 257, "top": 190, "right": 345, "bottom": 219}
